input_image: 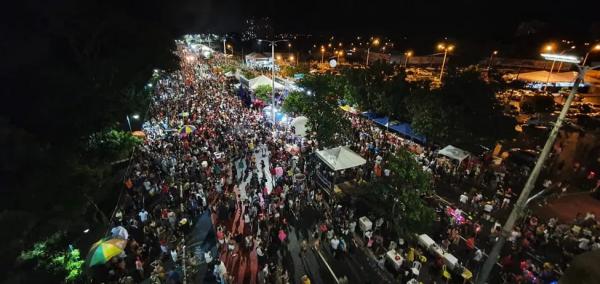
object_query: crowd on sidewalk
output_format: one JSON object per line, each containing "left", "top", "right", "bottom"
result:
{"left": 94, "top": 47, "right": 600, "bottom": 284}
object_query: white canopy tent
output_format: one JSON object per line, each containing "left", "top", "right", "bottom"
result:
{"left": 289, "top": 116, "right": 308, "bottom": 137}
{"left": 316, "top": 146, "right": 367, "bottom": 171}
{"left": 249, "top": 75, "right": 285, "bottom": 90}
{"left": 438, "top": 145, "right": 470, "bottom": 163}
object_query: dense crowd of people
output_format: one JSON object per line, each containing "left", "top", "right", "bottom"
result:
{"left": 93, "top": 46, "right": 600, "bottom": 284}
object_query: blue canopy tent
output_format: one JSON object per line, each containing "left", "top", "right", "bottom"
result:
{"left": 372, "top": 117, "right": 390, "bottom": 127}
{"left": 361, "top": 111, "right": 427, "bottom": 144}
{"left": 389, "top": 123, "right": 427, "bottom": 143}
{"left": 362, "top": 111, "right": 378, "bottom": 119}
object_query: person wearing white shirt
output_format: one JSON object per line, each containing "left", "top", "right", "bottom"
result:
{"left": 138, "top": 209, "right": 149, "bottom": 223}
{"left": 204, "top": 251, "right": 213, "bottom": 264}
{"left": 459, "top": 193, "right": 469, "bottom": 204}
{"left": 473, "top": 249, "right": 483, "bottom": 262}
{"left": 330, "top": 236, "right": 340, "bottom": 257}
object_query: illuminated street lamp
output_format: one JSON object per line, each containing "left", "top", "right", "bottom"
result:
{"left": 543, "top": 44, "right": 575, "bottom": 91}
{"left": 365, "top": 38, "right": 380, "bottom": 66}
{"left": 487, "top": 50, "right": 498, "bottom": 71}
{"left": 477, "top": 53, "right": 600, "bottom": 284}
{"left": 437, "top": 43, "right": 454, "bottom": 81}
{"left": 258, "top": 38, "right": 289, "bottom": 126}
{"left": 126, "top": 114, "right": 140, "bottom": 132}
{"left": 582, "top": 43, "right": 600, "bottom": 66}
{"left": 404, "top": 51, "right": 413, "bottom": 68}
{"left": 320, "top": 47, "right": 325, "bottom": 63}
{"left": 336, "top": 50, "right": 344, "bottom": 62}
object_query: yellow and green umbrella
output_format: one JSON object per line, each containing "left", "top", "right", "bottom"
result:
{"left": 87, "top": 238, "right": 126, "bottom": 267}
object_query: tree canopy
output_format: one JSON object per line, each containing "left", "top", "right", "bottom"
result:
{"left": 0, "top": 1, "right": 189, "bottom": 281}
{"left": 338, "top": 62, "right": 410, "bottom": 120}
{"left": 297, "top": 74, "right": 351, "bottom": 148}
{"left": 281, "top": 90, "right": 308, "bottom": 115}
{"left": 405, "top": 68, "right": 516, "bottom": 145}
{"left": 359, "top": 149, "right": 435, "bottom": 237}
{"left": 254, "top": 84, "right": 273, "bottom": 102}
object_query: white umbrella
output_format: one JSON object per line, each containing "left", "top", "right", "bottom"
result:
{"left": 111, "top": 226, "right": 129, "bottom": 240}
{"left": 290, "top": 116, "right": 308, "bottom": 137}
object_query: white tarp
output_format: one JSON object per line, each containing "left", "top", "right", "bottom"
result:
{"left": 316, "top": 146, "right": 367, "bottom": 171}
{"left": 249, "top": 75, "right": 285, "bottom": 90}
{"left": 438, "top": 145, "right": 470, "bottom": 162}
{"left": 290, "top": 116, "right": 308, "bottom": 137}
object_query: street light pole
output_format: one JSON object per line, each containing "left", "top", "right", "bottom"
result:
{"left": 126, "top": 115, "right": 132, "bottom": 132}
{"left": 477, "top": 61, "right": 597, "bottom": 284}
{"left": 437, "top": 44, "right": 454, "bottom": 82}
{"left": 365, "top": 38, "right": 380, "bottom": 66}
{"left": 439, "top": 49, "right": 448, "bottom": 81}
{"left": 582, "top": 44, "right": 600, "bottom": 66}
{"left": 321, "top": 48, "right": 325, "bottom": 64}
{"left": 258, "top": 39, "right": 289, "bottom": 127}
{"left": 271, "top": 42, "right": 276, "bottom": 126}
{"left": 223, "top": 38, "right": 226, "bottom": 55}
{"left": 404, "top": 51, "right": 413, "bottom": 68}
{"left": 126, "top": 114, "right": 139, "bottom": 132}
{"left": 487, "top": 50, "right": 498, "bottom": 72}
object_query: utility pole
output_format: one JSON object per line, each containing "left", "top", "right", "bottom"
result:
{"left": 258, "top": 39, "right": 289, "bottom": 126}
{"left": 271, "top": 42, "right": 276, "bottom": 126}
{"left": 439, "top": 48, "right": 449, "bottom": 81}
{"left": 477, "top": 63, "right": 592, "bottom": 284}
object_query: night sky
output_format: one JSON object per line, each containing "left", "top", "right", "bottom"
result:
{"left": 179, "top": 0, "right": 598, "bottom": 40}
{"left": 3, "top": 0, "right": 597, "bottom": 41}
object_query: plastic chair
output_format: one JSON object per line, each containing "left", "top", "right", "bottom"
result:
{"left": 411, "top": 261, "right": 422, "bottom": 276}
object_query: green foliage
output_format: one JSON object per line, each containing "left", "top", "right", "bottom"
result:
{"left": 241, "top": 69, "right": 257, "bottom": 79}
{"left": 359, "top": 149, "right": 435, "bottom": 237}
{"left": 387, "top": 149, "right": 433, "bottom": 193}
{"left": 280, "top": 63, "right": 310, "bottom": 78}
{"left": 87, "top": 129, "right": 143, "bottom": 162}
{"left": 221, "top": 64, "right": 237, "bottom": 74}
{"left": 254, "top": 84, "right": 273, "bottom": 102}
{"left": 405, "top": 68, "right": 516, "bottom": 145}
{"left": 0, "top": 1, "right": 185, "bottom": 281}
{"left": 338, "top": 62, "right": 410, "bottom": 119}
{"left": 18, "top": 232, "right": 83, "bottom": 283}
{"left": 298, "top": 74, "right": 351, "bottom": 148}
{"left": 405, "top": 89, "right": 451, "bottom": 142}
{"left": 282, "top": 91, "right": 308, "bottom": 114}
